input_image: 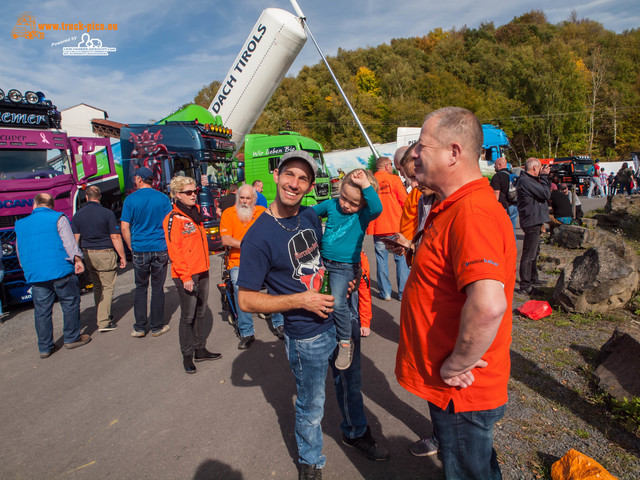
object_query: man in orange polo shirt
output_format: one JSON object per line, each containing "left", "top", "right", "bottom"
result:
{"left": 368, "top": 156, "right": 408, "bottom": 300}
{"left": 220, "top": 184, "right": 272, "bottom": 349}
{"left": 395, "top": 107, "right": 516, "bottom": 479}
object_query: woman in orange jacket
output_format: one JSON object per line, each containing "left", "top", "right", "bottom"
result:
{"left": 164, "top": 176, "right": 221, "bottom": 374}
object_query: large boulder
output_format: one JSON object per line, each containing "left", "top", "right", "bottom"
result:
{"left": 550, "top": 224, "right": 620, "bottom": 250}
{"left": 552, "top": 244, "right": 639, "bottom": 313}
{"left": 595, "top": 325, "right": 640, "bottom": 402}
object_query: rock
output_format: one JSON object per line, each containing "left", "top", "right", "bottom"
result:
{"left": 550, "top": 224, "right": 622, "bottom": 250}
{"left": 605, "top": 194, "right": 640, "bottom": 216}
{"left": 595, "top": 324, "right": 640, "bottom": 402}
{"left": 552, "top": 244, "right": 639, "bottom": 313}
{"left": 592, "top": 214, "right": 622, "bottom": 228}
{"left": 581, "top": 218, "right": 598, "bottom": 229}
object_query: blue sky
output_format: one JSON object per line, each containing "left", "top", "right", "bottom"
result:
{"left": 1, "top": 0, "right": 638, "bottom": 125}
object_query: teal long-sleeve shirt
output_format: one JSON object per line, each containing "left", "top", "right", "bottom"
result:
{"left": 312, "top": 185, "right": 382, "bottom": 263}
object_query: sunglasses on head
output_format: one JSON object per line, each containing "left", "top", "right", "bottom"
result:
{"left": 180, "top": 188, "right": 198, "bottom": 196}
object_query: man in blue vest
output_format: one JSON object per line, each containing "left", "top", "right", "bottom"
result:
{"left": 15, "top": 193, "right": 92, "bottom": 358}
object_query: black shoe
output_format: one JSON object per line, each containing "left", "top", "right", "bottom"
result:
{"left": 238, "top": 335, "right": 255, "bottom": 350}
{"left": 299, "top": 463, "right": 322, "bottom": 480}
{"left": 99, "top": 321, "right": 118, "bottom": 332}
{"left": 342, "top": 426, "right": 390, "bottom": 461}
{"left": 533, "top": 279, "right": 546, "bottom": 286}
{"left": 515, "top": 286, "right": 533, "bottom": 295}
{"left": 183, "top": 355, "right": 197, "bottom": 374}
{"left": 275, "top": 325, "right": 284, "bottom": 340}
{"left": 194, "top": 348, "right": 222, "bottom": 362}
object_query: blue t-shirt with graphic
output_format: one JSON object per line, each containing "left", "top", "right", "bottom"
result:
{"left": 121, "top": 187, "right": 172, "bottom": 252}
{"left": 238, "top": 206, "right": 332, "bottom": 340}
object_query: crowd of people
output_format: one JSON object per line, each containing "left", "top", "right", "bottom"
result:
{"left": 12, "top": 106, "right": 633, "bottom": 479}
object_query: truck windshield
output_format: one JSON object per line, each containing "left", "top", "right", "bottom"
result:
{"left": 0, "top": 149, "right": 71, "bottom": 180}
{"left": 308, "top": 151, "right": 328, "bottom": 177}
{"left": 574, "top": 162, "right": 592, "bottom": 174}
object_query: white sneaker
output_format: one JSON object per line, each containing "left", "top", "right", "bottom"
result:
{"left": 335, "top": 340, "right": 353, "bottom": 370}
{"left": 152, "top": 325, "right": 170, "bottom": 337}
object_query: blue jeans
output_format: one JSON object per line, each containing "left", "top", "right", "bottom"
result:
{"left": 324, "top": 258, "right": 359, "bottom": 342}
{"left": 429, "top": 401, "right": 505, "bottom": 480}
{"left": 373, "top": 235, "right": 410, "bottom": 300}
{"left": 132, "top": 251, "right": 168, "bottom": 333}
{"left": 285, "top": 325, "right": 337, "bottom": 468}
{"left": 31, "top": 273, "right": 81, "bottom": 354}
{"left": 230, "top": 266, "right": 255, "bottom": 337}
{"left": 507, "top": 204, "right": 518, "bottom": 237}
{"left": 230, "top": 267, "right": 283, "bottom": 336}
{"left": 331, "top": 290, "right": 367, "bottom": 439}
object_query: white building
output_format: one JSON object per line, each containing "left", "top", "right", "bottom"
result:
{"left": 60, "top": 103, "right": 107, "bottom": 138}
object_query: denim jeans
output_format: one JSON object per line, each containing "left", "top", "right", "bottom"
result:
{"left": 507, "top": 204, "right": 518, "bottom": 237}
{"left": 373, "top": 235, "right": 410, "bottom": 300}
{"left": 331, "top": 289, "right": 367, "bottom": 440}
{"left": 324, "top": 258, "right": 359, "bottom": 342}
{"left": 173, "top": 272, "right": 209, "bottom": 356}
{"left": 229, "top": 266, "right": 255, "bottom": 337}
{"left": 519, "top": 225, "right": 541, "bottom": 290}
{"left": 285, "top": 325, "right": 336, "bottom": 468}
{"left": 428, "top": 401, "right": 505, "bottom": 480}
{"left": 31, "top": 273, "right": 81, "bottom": 354}
{"left": 132, "top": 251, "right": 168, "bottom": 333}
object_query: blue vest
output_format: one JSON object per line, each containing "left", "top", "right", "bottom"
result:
{"left": 15, "top": 207, "right": 75, "bottom": 283}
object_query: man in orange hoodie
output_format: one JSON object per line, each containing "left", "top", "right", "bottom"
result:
{"left": 367, "top": 156, "right": 409, "bottom": 300}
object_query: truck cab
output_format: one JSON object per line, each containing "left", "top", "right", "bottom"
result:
{"left": 0, "top": 87, "right": 118, "bottom": 305}
{"left": 119, "top": 115, "right": 235, "bottom": 251}
{"left": 243, "top": 131, "right": 331, "bottom": 205}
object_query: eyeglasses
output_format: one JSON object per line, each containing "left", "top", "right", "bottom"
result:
{"left": 179, "top": 189, "right": 198, "bottom": 196}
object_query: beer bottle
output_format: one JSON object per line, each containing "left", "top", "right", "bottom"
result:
{"left": 320, "top": 272, "right": 331, "bottom": 295}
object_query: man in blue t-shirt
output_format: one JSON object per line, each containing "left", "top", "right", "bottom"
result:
{"left": 238, "top": 151, "right": 389, "bottom": 479}
{"left": 252, "top": 179, "right": 268, "bottom": 208}
{"left": 121, "top": 167, "right": 173, "bottom": 338}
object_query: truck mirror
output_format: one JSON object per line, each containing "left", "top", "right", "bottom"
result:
{"left": 70, "top": 138, "right": 98, "bottom": 181}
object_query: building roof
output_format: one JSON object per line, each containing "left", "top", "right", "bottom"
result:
{"left": 91, "top": 118, "right": 125, "bottom": 139}
{"left": 61, "top": 103, "right": 107, "bottom": 114}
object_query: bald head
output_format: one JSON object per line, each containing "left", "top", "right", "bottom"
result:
{"left": 494, "top": 157, "right": 507, "bottom": 172}
{"left": 525, "top": 157, "right": 541, "bottom": 172}
{"left": 394, "top": 146, "right": 409, "bottom": 171}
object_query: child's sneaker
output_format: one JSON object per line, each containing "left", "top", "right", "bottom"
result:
{"left": 335, "top": 340, "right": 353, "bottom": 370}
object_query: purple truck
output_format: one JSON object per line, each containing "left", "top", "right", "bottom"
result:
{"left": 0, "top": 88, "right": 120, "bottom": 305}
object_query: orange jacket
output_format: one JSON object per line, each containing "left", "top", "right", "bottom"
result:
{"left": 358, "top": 251, "right": 372, "bottom": 329}
{"left": 367, "top": 170, "right": 407, "bottom": 236}
{"left": 163, "top": 206, "right": 210, "bottom": 281}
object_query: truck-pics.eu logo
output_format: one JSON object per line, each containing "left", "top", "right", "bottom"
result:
{"left": 12, "top": 12, "right": 44, "bottom": 39}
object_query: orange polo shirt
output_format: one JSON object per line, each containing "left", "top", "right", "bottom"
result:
{"left": 395, "top": 177, "right": 516, "bottom": 412}
{"left": 367, "top": 171, "right": 407, "bottom": 236}
{"left": 399, "top": 187, "right": 422, "bottom": 241}
{"left": 219, "top": 205, "right": 266, "bottom": 269}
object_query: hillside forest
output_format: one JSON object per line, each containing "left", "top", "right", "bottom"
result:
{"left": 189, "top": 10, "right": 640, "bottom": 166}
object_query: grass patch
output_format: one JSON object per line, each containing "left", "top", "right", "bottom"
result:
{"left": 575, "top": 428, "right": 590, "bottom": 439}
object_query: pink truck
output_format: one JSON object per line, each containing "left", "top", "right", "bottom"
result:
{"left": 0, "top": 88, "right": 120, "bottom": 305}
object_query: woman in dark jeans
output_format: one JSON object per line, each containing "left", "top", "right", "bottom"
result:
{"left": 163, "top": 176, "right": 221, "bottom": 373}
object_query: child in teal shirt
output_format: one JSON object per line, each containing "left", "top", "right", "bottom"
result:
{"left": 313, "top": 169, "right": 381, "bottom": 369}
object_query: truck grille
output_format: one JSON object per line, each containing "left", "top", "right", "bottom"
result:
{"left": 315, "top": 183, "right": 329, "bottom": 198}
{"left": 0, "top": 214, "right": 28, "bottom": 229}
{"left": 0, "top": 229, "right": 20, "bottom": 272}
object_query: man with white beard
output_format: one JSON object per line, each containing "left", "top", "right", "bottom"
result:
{"left": 220, "top": 185, "right": 277, "bottom": 348}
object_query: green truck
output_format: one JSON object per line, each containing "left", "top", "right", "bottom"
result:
{"left": 243, "top": 131, "right": 332, "bottom": 206}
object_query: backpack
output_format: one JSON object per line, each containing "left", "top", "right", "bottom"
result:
{"left": 504, "top": 171, "right": 518, "bottom": 204}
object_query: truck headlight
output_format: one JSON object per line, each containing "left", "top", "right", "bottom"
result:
{"left": 8, "top": 89, "right": 22, "bottom": 103}
{"left": 2, "top": 243, "right": 14, "bottom": 256}
{"left": 25, "top": 91, "right": 38, "bottom": 104}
